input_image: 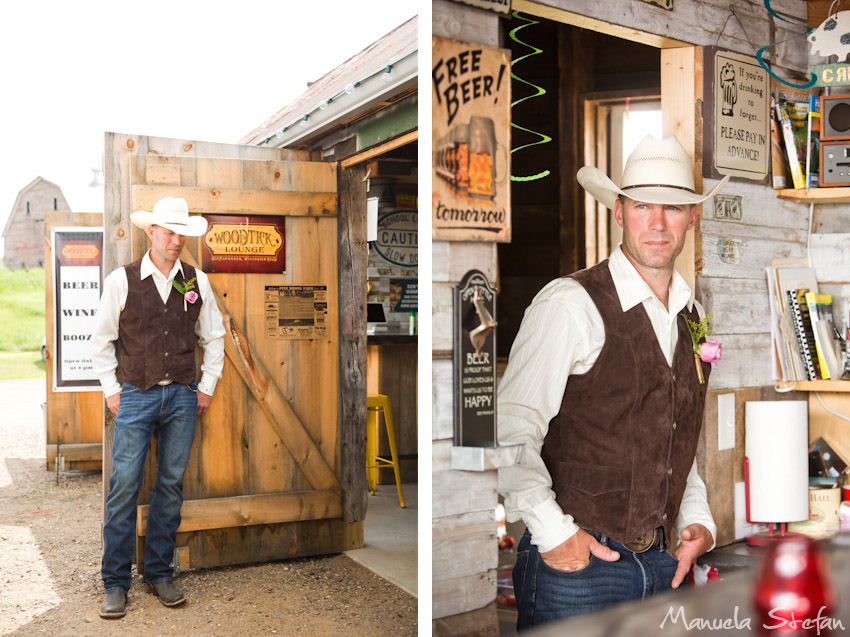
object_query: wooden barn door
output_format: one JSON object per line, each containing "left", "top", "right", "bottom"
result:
{"left": 103, "top": 132, "right": 360, "bottom": 573}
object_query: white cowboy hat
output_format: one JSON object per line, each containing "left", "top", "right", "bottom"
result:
{"left": 577, "top": 135, "right": 730, "bottom": 210}
{"left": 130, "top": 196, "right": 208, "bottom": 236}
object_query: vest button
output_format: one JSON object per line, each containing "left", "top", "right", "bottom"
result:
{"left": 164, "top": 352, "right": 169, "bottom": 357}
{"left": 164, "top": 330, "right": 168, "bottom": 335}
{"left": 165, "top": 372, "right": 170, "bottom": 377}
{"left": 667, "top": 467, "right": 673, "bottom": 475}
{"left": 672, "top": 373, "right": 677, "bottom": 382}
{"left": 164, "top": 308, "right": 168, "bottom": 313}
{"left": 663, "top": 513, "right": 668, "bottom": 520}
{"left": 672, "top": 421, "right": 677, "bottom": 430}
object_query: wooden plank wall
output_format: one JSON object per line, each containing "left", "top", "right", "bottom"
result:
{"left": 432, "top": 10, "right": 501, "bottom": 633}
{"left": 44, "top": 212, "right": 104, "bottom": 471}
{"left": 103, "top": 132, "right": 355, "bottom": 571}
{"left": 527, "top": 0, "right": 807, "bottom": 77}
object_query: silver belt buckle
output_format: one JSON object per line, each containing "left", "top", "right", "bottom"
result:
{"left": 624, "top": 528, "right": 656, "bottom": 553}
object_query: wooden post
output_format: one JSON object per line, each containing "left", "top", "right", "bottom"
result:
{"left": 337, "top": 138, "right": 368, "bottom": 523}
{"left": 661, "top": 45, "right": 700, "bottom": 288}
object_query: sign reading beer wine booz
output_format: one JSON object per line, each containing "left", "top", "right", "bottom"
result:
{"left": 201, "top": 215, "right": 286, "bottom": 273}
{"left": 51, "top": 227, "right": 103, "bottom": 392}
{"left": 432, "top": 36, "right": 511, "bottom": 242}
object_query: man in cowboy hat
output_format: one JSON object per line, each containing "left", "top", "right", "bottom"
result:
{"left": 91, "top": 196, "right": 225, "bottom": 618}
{"left": 498, "top": 135, "right": 729, "bottom": 629}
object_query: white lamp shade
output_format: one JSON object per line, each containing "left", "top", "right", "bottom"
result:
{"left": 745, "top": 401, "right": 810, "bottom": 523}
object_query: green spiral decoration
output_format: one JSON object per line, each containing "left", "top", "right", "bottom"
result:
{"left": 510, "top": 11, "right": 552, "bottom": 182}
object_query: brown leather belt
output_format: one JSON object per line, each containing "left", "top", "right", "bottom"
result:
{"left": 623, "top": 528, "right": 663, "bottom": 553}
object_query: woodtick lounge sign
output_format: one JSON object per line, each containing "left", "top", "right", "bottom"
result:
{"left": 200, "top": 215, "right": 286, "bottom": 274}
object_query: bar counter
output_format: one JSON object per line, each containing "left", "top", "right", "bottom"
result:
{"left": 532, "top": 535, "right": 850, "bottom": 636}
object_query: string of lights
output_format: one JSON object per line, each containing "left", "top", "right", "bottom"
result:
{"left": 260, "top": 48, "right": 417, "bottom": 145}
{"left": 509, "top": 11, "right": 552, "bottom": 182}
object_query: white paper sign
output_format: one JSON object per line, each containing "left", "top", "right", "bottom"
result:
{"left": 51, "top": 228, "right": 103, "bottom": 392}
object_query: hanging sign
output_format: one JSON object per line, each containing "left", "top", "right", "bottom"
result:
{"left": 373, "top": 209, "right": 418, "bottom": 267}
{"left": 810, "top": 64, "right": 850, "bottom": 87}
{"left": 432, "top": 36, "right": 511, "bottom": 242}
{"left": 201, "top": 215, "right": 285, "bottom": 274}
{"left": 51, "top": 227, "right": 104, "bottom": 392}
{"left": 704, "top": 48, "right": 770, "bottom": 181}
{"left": 453, "top": 270, "right": 497, "bottom": 447}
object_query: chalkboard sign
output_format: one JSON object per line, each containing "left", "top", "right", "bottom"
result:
{"left": 453, "top": 270, "right": 497, "bottom": 447}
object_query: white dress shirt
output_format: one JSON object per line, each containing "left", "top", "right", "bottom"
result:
{"left": 497, "top": 245, "right": 716, "bottom": 553}
{"left": 90, "top": 252, "right": 226, "bottom": 398}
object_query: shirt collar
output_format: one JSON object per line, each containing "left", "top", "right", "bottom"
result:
{"left": 608, "top": 244, "right": 694, "bottom": 314}
{"left": 140, "top": 251, "right": 184, "bottom": 281}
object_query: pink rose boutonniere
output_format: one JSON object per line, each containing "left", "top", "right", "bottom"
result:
{"left": 172, "top": 277, "right": 198, "bottom": 312}
{"left": 700, "top": 340, "right": 722, "bottom": 365}
{"left": 681, "top": 313, "right": 721, "bottom": 384}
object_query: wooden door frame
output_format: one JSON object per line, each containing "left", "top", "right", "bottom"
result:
{"left": 583, "top": 92, "right": 661, "bottom": 267}
{"left": 336, "top": 130, "right": 418, "bottom": 522}
{"left": 514, "top": 0, "right": 702, "bottom": 287}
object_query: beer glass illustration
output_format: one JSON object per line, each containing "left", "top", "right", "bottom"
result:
{"left": 468, "top": 115, "right": 505, "bottom": 200}
{"left": 454, "top": 123, "right": 470, "bottom": 194}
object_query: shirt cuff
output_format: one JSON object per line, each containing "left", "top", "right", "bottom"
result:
{"left": 99, "top": 376, "right": 121, "bottom": 398}
{"left": 197, "top": 373, "right": 218, "bottom": 397}
{"left": 524, "top": 497, "right": 580, "bottom": 553}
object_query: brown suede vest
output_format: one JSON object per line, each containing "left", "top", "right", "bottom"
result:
{"left": 541, "top": 260, "right": 710, "bottom": 546}
{"left": 117, "top": 259, "right": 203, "bottom": 390}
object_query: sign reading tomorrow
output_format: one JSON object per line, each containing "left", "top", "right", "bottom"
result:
{"left": 432, "top": 36, "right": 511, "bottom": 242}
{"left": 51, "top": 227, "right": 104, "bottom": 392}
{"left": 705, "top": 48, "right": 770, "bottom": 181}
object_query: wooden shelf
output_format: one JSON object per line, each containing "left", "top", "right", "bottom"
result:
{"left": 777, "top": 380, "right": 850, "bottom": 392}
{"left": 776, "top": 187, "right": 850, "bottom": 203}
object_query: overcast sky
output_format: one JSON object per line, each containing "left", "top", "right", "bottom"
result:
{"left": 0, "top": 1, "right": 418, "bottom": 257}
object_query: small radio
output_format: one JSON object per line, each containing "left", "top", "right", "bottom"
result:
{"left": 820, "top": 140, "right": 850, "bottom": 186}
{"left": 820, "top": 94, "right": 850, "bottom": 140}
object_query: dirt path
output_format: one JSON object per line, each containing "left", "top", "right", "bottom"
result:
{"left": 0, "top": 379, "right": 417, "bottom": 636}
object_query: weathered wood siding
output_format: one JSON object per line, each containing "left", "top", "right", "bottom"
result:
{"left": 432, "top": 4, "right": 502, "bottom": 630}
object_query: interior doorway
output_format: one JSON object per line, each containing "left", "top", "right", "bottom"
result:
{"left": 497, "top": 10, "right": 662, "bottom": 358}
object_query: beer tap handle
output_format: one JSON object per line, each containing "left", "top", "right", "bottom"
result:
{"left": 469, "top": 289, "right": 497, "bottom": 355}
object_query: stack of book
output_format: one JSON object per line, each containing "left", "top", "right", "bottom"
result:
{"left": 767, "top": 263, "right": 845, "bottom": 382}
{"left": 772, "top": 93, "right": 820, "bottom": 190}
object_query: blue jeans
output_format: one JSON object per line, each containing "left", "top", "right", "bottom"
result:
{"left": 101, "top": 382, "right": 198, "bottom": 592}
{"left": 512, "top": 528, "right": 680, "bottom": 630}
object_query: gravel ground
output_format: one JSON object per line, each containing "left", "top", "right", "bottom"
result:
{"left": 0, "top": 379, "right": 417, "bottom": 636}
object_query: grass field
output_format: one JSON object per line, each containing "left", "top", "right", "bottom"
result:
{"left": 0, "top": 351, "right": 45, "bottom": 379}
{"left": 0, "top": 265, "right": 46, "bottom": 378}
{"left": 0, "top": 265, "right": 45, "bottom": 351}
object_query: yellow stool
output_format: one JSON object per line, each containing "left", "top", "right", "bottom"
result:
{"left": 366, "top": 393, "right": 405, "bottom": 508}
